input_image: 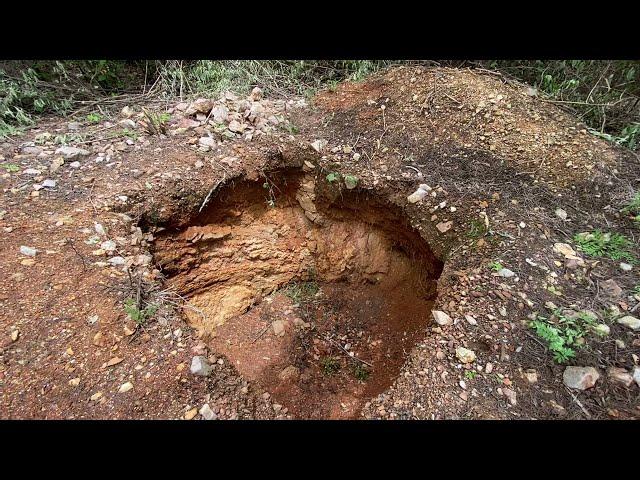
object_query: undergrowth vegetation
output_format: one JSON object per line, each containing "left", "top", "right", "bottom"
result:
{"left": 573, "top": 231, "right": 636, "bottom": 263}
{"left": 1, "top": 60, "right": 638, "bottom": 150}
{"left": 530, "top": 309, "right": 599, "bottom": 363}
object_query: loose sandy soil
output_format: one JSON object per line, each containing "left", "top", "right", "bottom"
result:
{"left": 1, "top": 66, "right": 638, "bottom": 419}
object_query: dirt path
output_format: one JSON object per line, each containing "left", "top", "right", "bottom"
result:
{"left": 1, "top": 66, "right": 639, "bottom": 420}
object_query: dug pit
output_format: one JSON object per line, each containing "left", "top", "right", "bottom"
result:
{"left": 154, "top": 169, "right": 444, "bottom": 418}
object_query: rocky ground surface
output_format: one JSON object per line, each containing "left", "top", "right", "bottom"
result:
{"left": 1, "top": 65, "right": 639, "bottom": 419}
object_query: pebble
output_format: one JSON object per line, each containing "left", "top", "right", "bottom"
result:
{"left": 503, "top": 387, "right": 517, "bottom": 405}
{"left": 592, "top": 323, "right": 610, "bottom": 336}
{"left": 497, "top": 268, "right": 515, "bottom": 278}
{"left": 108, "top": 256, "right": 126, "bottom": 266}
{"left": 184, "top": 408, "right": 198, "bottom": 420}
{"left": 272, "top": 320, "right": 285, "bottom": 336}
{"left": 563, "top": 366, "right": 599, "bottom": 390}
{"left": 199, "top": 403, "right": 217, "bottom": 420}
{"left": 42, "top": 179, "right": 56, "bottom": 188}
{"left": 118, "top": 382, "right": 134, "bottom": 393}
{"left": 20, "top": 246, "right": 37, "bottom": 257}
{"left": 633, "top": 366, "right": 640, "bottom": 388}
{"left": 432, "top": 310, "right": 452, "bottom": 326}
{"left": 190, "top": 355, "right": 213, "bottom": 376}
{"left": 524, "top": 369, "right": 538, "bottom": 383}
{"left": 54, "top": 146, "right": 90, "bottom": 159}
{"left": 620, "top": 262, "right": 633, "bottom": 272}
{"left": 455, "top": 347, "right": 476, "bottom": 364}
{"left": 555, "top": 208, "right": 568, "bottom": 220}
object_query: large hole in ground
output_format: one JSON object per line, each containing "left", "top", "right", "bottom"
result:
{"left": 154, "top": 169, "right": 444, "bottom": 418}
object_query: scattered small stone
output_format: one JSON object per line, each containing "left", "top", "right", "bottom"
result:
{"left": 407, "top": 185, "right": 431, "bottom": 203}
{"left": 497, "top": 268, "right": 515, "bottom": 278}
{"left": 69, "top": 161, "right": 80, "bottom": 169}
{"left": 118, "top": 382, "right": 134, "bottom": 393}
{"left": 563, "top": 366, "right": 600, "bottom": 390}
{"left": 553, "top": 242, "right": 577, "bottom": 258}
{"left": 617, "top": 315, "right": 640, "bottom": 331}
{"left": 90, "top": 392, "right": 103, "bottom": 402}
{"left": 524, "top": 369, "right": 538, "bottom": 383}
{"left": 464, "top": 314, "right": 478, "bottom": 326}
{"left": 190, "top": 355, "right": 213, "bottom": 376}
{"left": 555, "top": 208, "right": 568, "bottom": 220}
{"left": 436, "top": 221, "right": 453, "bottom": 233}
{"left": 42, "top": 179, "right": 56, "bottom": 188}
{"left": 100, "top": 240, "right": 116, "bottom": 252}
{"left": 11, "top": 330, "right": 20, "bottom": 342}
{"left": 20, "top": 246, "right": 37, "bottom": 257}
{"left": 198, "top": 136, "right": 216, "bottom": 148}
{"left": 503, "top": 387, "right": 517, "bottom": 405}
{"left": 592, "top": 323, "right": 610, "bottom": 336}
{"left": 199, "top": 403, "right": 217, "bottom": 420}
{"left": 108, "top": 256, "right": 125, "bottom": 266}
{"left": 184, "top": 408, "right": 198, "bottom": 420}
{"left": 278, "top": 365, "right": 300, "bottom": 381}
{"left": 455, "top": 347, "right": 476, "bottom": 364}
{"left": 432, "top": 310, "right": 452, "bottom": 326}
{"left": 607, "top": 367, "right": 634, "bottom": 387}
{"left": 620, "top": 262, "right": 633, "bottom": 272}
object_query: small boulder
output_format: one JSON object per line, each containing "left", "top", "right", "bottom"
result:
{"left": 563, "top": 366, "right": 600, "bottom": 390}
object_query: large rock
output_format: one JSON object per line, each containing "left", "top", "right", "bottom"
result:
{"left": 617, "top": 315, "right": 640, "bottom": 331}
{"left": 432, "top": 310, "right": 452, "bottom": 326}
{"left": 563, "top": 366, "right": 600, "bottom": 390}
{"left": 54, "top": 146, "right": 90, "bottom": 160}
{"left": 190, "top": 355, "right": 212, "bottom": 376}
{"left": 185, "top": 98, "right": 214, "bottom": 116}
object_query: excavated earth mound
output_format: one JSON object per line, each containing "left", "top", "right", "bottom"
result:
{"left": 0, "top": 65, "right": 638, "bottom": 420}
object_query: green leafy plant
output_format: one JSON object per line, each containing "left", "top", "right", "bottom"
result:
{"left": 352, "top": 364, "right": 370, "bottom": 381}
{"left": 573, "top": 230, "right": 636, "bottom": 263}
{"left": 326, "top": 172, "right": 341, "bottom": 183}
{"left": 622, "top": 192, "right": 640, "bottom": 217}
{"left": 321, "top": 356, "right": 340, "bottom": 376}
{"left": 343, "top": 174, "right": 358, "bottom": 189}
{"left": 464, "top": 370, "right": 478, "bottom": 380}
{"left": 119, "top": 128, "right": 138, "bottom": 140}
{"left": 283, "top": 281, "right": 319, "bottom": 304}
{"left": 530, "top": 309, "right": 598, "bottom": 363}
{"left": 467, "top": 219, "right": 488, "bottom": 239}
{"left": 489, "top": 261, "right": 504, "bottom": 272}
{"left": 1, "top": 163, "right": 20, "bottom": 173}
{"left": 140, "top": 109, "right": 169, "bottom": 135}
{"left": 86, "top": 112, "right": 102, "bottom": 123}
{"left": 124, "top": 298, "right": 158, "bottom": 326}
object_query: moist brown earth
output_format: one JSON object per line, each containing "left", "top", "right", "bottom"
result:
{"left": 1, "top": 65, "right": 639, "bottom": 420}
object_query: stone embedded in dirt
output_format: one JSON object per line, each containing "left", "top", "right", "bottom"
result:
{"left": 432, "top": 310, "right": 452, "bottom": 326}
{"left": 278, "top": 365, "right": 300, "bottom": 382}
{"left": 42, "top": 179, "right": 56, "bottom": 188}
{"left": 184, "top": 408, "right": 198, "bottom": 420}
{"left": 22, "top": 146, "right": 42, "bottom": 156}
{"left": 607, "top": 367, "right": 634, "bottom": 387}
{"left": 563, "top": 366, "right": 600, "bottom": 390}
{"left": 249, "top": 87, "right": 263, "bottom": 102}
{"left": 199, "top": 403, "right": 217, "bottom": 420}
{"left": 11, "top": 329, "right": 20, "bottom": 342}
{"left": 601, "top": 279, "right": 623, "bottom": 298}
{"left": 20, "top": 246, "right": 37, "bottom": 257}
{"left": 228, "top": 120, "right": 246, "bottom": 133}
{"left": 69, "top": 161, "right": 81, "bottom": 169}
{"left": 118, "top": 382, "right": 133, "bottom": 393}
{"left": 198, "top": 136, "right": 216, "bottom": 148}
{"left": 497, "top": 268, "right": 515, "bottom": 278}
{"left": 553, "top": 242, "right": 577, "bottom": 258}
{"left": 436, "top": 221, "right": 452, "bottom": 233}
{"left": 54, "top": 146, "right": 90, "bottom": 160}
{"left": 272, "top": 320, "right": 286, "bottom": 337}
{"left": 592, "top": 323, "right": 610, "bottom": 336}
{"left": 464, "top": 314, "right": 478, "bottom": 326}
{"left": 617, "top": 315, "right": 640, "bottom": 331}
{"left": 620, "top": 262, "right": 633, "bottom": 272}
{"left": 455, "top": 347, "right": 476, "bottom": 364}
{"left": 121, "top": 105, "right": 134, "bottom": 118}
{"left": 310, "top": 139, "right": 328, "bottom": 153}
{"left": 100, "top": 240, "right": 116, "bottom": 252}
{"left": 108, "top": 256, "right": 125, "bottom": 266}
{"left": 407, "top": 185, "right": 431, "bottom": 204}
{"left": 633, "top": 366, "right": 640, "bottom": 388}
{"left": 50, "top": 157, "right": 65, "bottom": 172}
{"left": 94, "top": 223, "right": 106, "bottom": 236}
{"left": 555, "top": 208, "right": 568, "bottom": 220}
{"left": 190, "top": 355, "right": 213, "bottom": 376}
{"left": 503, "top": 387, "right": 517, "bottom": 405}
{"left": 23, "top": 168, "right": 42, "bottom": 175}
{"left": 119, "top": 119, "right": 136, "bottom": 130}
{"left": 524, "top": 369, "right": 538, "bottom": 383}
